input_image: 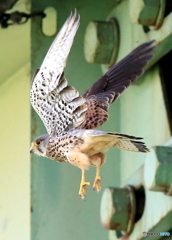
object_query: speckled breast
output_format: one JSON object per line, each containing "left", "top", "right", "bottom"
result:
{"left": 46, "top": 133, "right": 84, "bottom": 163}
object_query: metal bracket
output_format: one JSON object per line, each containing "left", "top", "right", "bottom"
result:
{"left": 0, "top": 11, "right": 45, "bottom": 28}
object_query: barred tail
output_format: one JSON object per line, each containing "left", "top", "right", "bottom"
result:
{"left": 108, "top": 132, "right": 150, "bottom": 153}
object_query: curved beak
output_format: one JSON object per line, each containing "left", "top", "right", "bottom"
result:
{"left": 30, "top": 148, "right": 34, "bottom": 153}
{"left": 30, "top": 143, "right": 34, "bottom": 153}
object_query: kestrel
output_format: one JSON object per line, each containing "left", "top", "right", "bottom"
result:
{"left": 30, "top": 10, "right": 155, "bottom": 199}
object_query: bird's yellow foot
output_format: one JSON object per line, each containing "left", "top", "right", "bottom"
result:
{"left": 79, "top": 181, "right": 91, "bottom": 199}
{"left": 92, "top": 176, "right": 102, "bottom": 192}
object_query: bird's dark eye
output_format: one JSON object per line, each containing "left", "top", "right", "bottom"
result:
{"left": 35, "top": 140, "right": 41, "bottom": 146}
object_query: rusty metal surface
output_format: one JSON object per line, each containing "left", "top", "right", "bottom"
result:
{"left": 104, "top": 1, "right": 172, "bottom": 239}
{"left": 129, "top": 0, "right": 165, "bottom": 29}
{"left": 100, "top": 186, "right": 136, "bottom": 234}
{"left": 144, "top": 139, "right": 172, "bottom": 195}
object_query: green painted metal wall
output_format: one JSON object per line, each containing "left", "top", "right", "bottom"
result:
{"left": 0, "top": 0, "right": 171, "bottom": 239}
{"left": 31, "top": 1, "right": 120, "bottom": 240}
{"left": 31, "top": 0, "right": 172, "bottom": 239}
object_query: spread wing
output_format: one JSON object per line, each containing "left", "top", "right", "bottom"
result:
{"left": 30, "top": 10, "right": 155, "bottom": 135}
{"left": 30, "top": 10, "right": 87, "bottom": 136}
{"left": 79, "top": 40, "right": 156, "bottom": 129}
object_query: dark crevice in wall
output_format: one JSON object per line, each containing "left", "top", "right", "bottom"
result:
{"left": 134, "top": 186, "right": 145, "bottom": 223}
{"left": 164, "top": 0, "right": 172, "bottom": 18}
{"left": 159, "top": 50, "right": 172, "bottom": 134}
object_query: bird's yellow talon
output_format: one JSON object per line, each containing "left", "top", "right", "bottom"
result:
{"left": 92, "top": 176, "right": 102, "bottom": 192}
{"left": 79, "top": 181, "right": 90, "bottom": 199}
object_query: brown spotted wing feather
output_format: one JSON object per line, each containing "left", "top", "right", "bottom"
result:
{"left": 79, "top": 41, "right": 155, "bottom": 130}
{"left": 79, "top": 95, "right": 109, "bottom": 129}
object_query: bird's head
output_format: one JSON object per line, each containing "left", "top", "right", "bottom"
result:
{"left": 30, "top": 134, "right": 49, "bottom": 156}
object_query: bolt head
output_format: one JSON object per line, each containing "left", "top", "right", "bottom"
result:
{"left": 84, "top": 19, "right": 119, "bottom": 65}
{"left": 100, "top": 186, "right": 136, "bottom": 234}
{"left": 129, "top": 0, "right": 165, "bottom": 29}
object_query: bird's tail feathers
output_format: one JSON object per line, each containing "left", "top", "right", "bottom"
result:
{"left": 82, "top": 130, "right": 150, "bottom": 153}
{"left": 108, "top": 132, "right": 150, "bottom": 153}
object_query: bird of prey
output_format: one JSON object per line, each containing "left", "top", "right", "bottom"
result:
{"left": 30, "top": 10, "right": 155, "bottom": 199}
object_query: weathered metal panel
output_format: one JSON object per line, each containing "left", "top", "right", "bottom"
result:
{"left": 100, "top": 0, "right": 172, "bottom": 239}
{"left": 104, "top": 0, "right": 171, "bottom": 183}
